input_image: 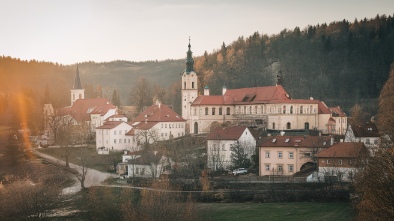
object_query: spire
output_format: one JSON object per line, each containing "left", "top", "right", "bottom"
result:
{"left": 185, "top": 37, "right": 194, "bottom": 73}
{"left": 73, "top": 66, "right": 82, "bottom": 89}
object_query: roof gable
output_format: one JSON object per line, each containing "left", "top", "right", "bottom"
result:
{"left": 315, "top": 142, "right": 367, "bottom": 158}
{"left": 207, "top": 126, "right": 250, "bottom": 140}
{"left": 131, "top": 104, "right": 185, "bottom": 124}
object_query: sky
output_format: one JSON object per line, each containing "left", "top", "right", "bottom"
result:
{"left": 1, "top": 0, "right": 393, "bottom": 65}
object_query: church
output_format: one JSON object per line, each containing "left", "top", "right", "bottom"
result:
{"left": 181, "top": 41, "right": 347, "bottom": 135}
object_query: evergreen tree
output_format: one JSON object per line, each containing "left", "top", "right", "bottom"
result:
{"left": 377, "top": 63, "right": 394, "bottom": 140}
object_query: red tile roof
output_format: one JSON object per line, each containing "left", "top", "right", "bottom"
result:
{"left": 131, "top": 121, "right": 159, "bottom": 130}
{"left": 350, "top": 122, "right": 380, "bottom": 138}
{"left": 318, "top": 102, "right": 332, "bottom": 114}
{"left": 329, "top": 106, "right": 347, "bottom": 117}
{"left": 315, "top": 142, "right": 367, "bottom": 158}
{"left": 130, "top": 104, "right": 185, "bottom": 124}
{"left": 57, "top": 98, "right": 116, "bottom": 122}
{"left": 206, "top": 126, "right": 251, "bottom": 140}
{"left": 260, "top": 135, "right": 332, "bottom": 148}
{"left": 96, "top": 121, "right": 123, "bottom": 129}
{"left": 192, "top": 95, "right": 234, "bottom": 105}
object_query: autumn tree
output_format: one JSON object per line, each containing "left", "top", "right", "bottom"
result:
{"left": 353, "top": 149, "right": 394, "bottom": 221}
{"left": 129, "top": 77, "right": 153, "bottom": 113}
{"left": 377, "top": 63, "right": 394, "bottom": 141}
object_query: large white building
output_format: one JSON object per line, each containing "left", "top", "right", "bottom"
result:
{"left": 95, "top": 101, "right": 186, "bottom": 152}
{"left": 180, "top": 41, "right": 347, "bottom": 135}
{"left": 206, "top": 126, "right": 256, "bottom": 171}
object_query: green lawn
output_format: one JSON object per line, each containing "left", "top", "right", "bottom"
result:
{"left": 196, "top": 202, "right": 354, "bottom": 221}
{"left": 37, "top": 146, "right": 123, "bottom": 173}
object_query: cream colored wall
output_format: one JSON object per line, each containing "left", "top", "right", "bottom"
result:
{"left": 259, "top": 147, "right": 314, "bottom": 176}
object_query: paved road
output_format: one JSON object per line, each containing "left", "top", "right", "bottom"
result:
{"left": 31, "top": 149, "right": 115, "bottom": 194}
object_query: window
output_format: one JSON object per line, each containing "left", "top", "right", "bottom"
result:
{"left": 226, "top": 107, "right": 230, "bottom": 115}
{"left": 278, "top": 152, "right": 283, "bottom": 159}
{"left": 120, "top": 130, "right": 122, "bottom": 135}
{"left": 290, "top": 106, "right": 293, "bottom": 114}
{"left": 136, "top": 168, "right": 139, "bottom": 174}
{"left": 184, "top": 82, "right": 186, "bottom": 89}
{"left": 304, "top": 153, "right": 311, "bottom": 157}
{"left": 114, "top": 139, "right": 117, "bottom": 143}
{"left": 165, "top": 124, "right": 167, "bottom": 128}
{"left": 205, "top": 107, "right": 208, "bottom": 115}
{"left": 222, "top": 144, "right": 226, "bottom": 151}
{"left": 272, "top": 123, "right": 276, "bottom": 130}
{"left": 192, "top": 82, "right": 194, "bottom": 89}
{"left": 212, "top": 108, "right": 216, "bottom": 115}
{"left": 249, "top": 106, "right": 252, "bottom": 114}
{"left": 141, "top": 168, "right": 145, "bottom": 175}
{"left": 265, "top": 151, "right": 270, "bottom": 158}
{"left": 124, "top": 139, "right": 126, "bottom": 143}
{"left": 327, "top": 159, "right": 331, "bottom": 164}
{"left": 161, "top": 133, "right": 163, "bottom": 137}
{"left": 283, "top": 105, "right": 286, "bottom": 114}
{"left": 119, "top": 139, "right": 122, "bottom": 143}
{"left": 304, "top": 122, "right": 310, "bottom": 130}
{"left": 288, "top": 165, "right": 294, "bottom": 172}
{"left": 128, "top": 139, "right": 130, "bottom": 143}
{"left": 114, "top": 131, "right": 117, "bottom": 135}
{"left": 286, "top": 122, "right": 291, "bottom": 129}
{"left": 289, "top": 152, "right": 294, "bottom": 159}
{"left": 265, "top": 164, "right": 270, "bottom": 171}
{"left": 278, "top": 165, "right": 283, "bottom": 172}
{"left": 219, "top": 107, "right": 222, "bottom": 115}
{"left": 338, "top": 160, "right": 343, "bottom": 165}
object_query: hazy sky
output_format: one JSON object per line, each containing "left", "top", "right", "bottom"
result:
{"left": 1, "top": 0, "right": 393, "bottom": 64}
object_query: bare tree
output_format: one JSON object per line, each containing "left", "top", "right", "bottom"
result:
{"left": 135, "top": 128, "right": 159, "bottom": 150}
{"left": 129, "top": 77, "right": 153, "bottom": 113}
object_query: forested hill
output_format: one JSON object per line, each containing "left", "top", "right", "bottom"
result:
{"left": 193, "top": 14, "right": 394, "bottom": 112}
{"left": 0, "top": 58, "right": 184, "bottom": 107}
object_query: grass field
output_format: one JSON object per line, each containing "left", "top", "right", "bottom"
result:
{"left": 37, "top": 146, "right": 123, "bottom": 172}
{"left": 196, "top": 202, "right": 354, "bottom": 221}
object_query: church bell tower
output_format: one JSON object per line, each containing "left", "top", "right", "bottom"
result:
{"left": 181, "top": 38, "right": 198, "bottom": 127}
{"left": 70, "top": 66, "right": 85, "bottom": 106}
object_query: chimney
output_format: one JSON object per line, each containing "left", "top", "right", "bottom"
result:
{"left": 340, "top": 139, "right": 343, "bottom": 143}
{"left": 204, "top": 85, "right": 210, "bottom": 96}
{"left": 310, "top": 97, "right": 314, "bottom": 100}
{"left": 280, "top": 131, "right": 285, "bottom": 136}
{"left": 330, "top": 137, "right": 334, "bottom": 145}
{"left": 222, "top": 85, "right": 227, "bottom": 95}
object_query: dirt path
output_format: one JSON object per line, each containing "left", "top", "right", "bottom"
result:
{"left": 31, "top": 149, "right": 115, "bottom": 194}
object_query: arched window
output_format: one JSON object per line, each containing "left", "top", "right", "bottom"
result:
{"left": 300, "top": 106, "right": 303, "bottom": 114}
{"left": 304, "top": 122, "right": 309, "bottom": 130}
{"left": 286, "top": 122, "right": 291, "bottom": 129}
{"left": 226, "top": 107, "right": 230, "bottom": 115}
{"left": 205, "top": 107, "right": 208, "bottom": 115}
{"left": 290, "top": 106, "right": 293, "bottom": 114}
{"left": 219, "top": 107, "right": 222, "bottom": 115}
{"left": 194, "top": 122, "right": 198, "bottom": 134}
{"left": 283, "top": 105, "right": 286, "bottom": 114}
{"left": 212, "top": 108, "right": 216, "bottom": 115}
{"left": 184, "top": 82, "right": 186, "bottom": 89}
{"left": 192, "top": 82, "right": 194, "bottom": 89}
{"left": 249, "top": 106, "right": 252, "bottom": 114}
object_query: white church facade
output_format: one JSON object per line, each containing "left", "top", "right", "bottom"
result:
{"left": 181, "top": 41, "right": 347, "bottom": 135}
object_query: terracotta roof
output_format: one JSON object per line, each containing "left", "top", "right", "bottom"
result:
{"left": 206, "top": 126, "right": 251, "bottom": 140}
{"left": 108, "top": 114, "right": 126, "bottom": 119}
{"left": 329, "top": 106, "right": 347, "bottom": 117}
{"left": 260, "top": 135, "right": 332, "bottom": 148}
{"left": 96, "top": 121, "right": 123, "bottom": 129}
{"left": 126, "top": 129, "right": 135, "bottom": 136}
{"left": 57, "top": 98, "right": 116, "bottom": 122}
{"left": 131, "top": 121, "right": 159, "bottom": 130}
{"left": 318, "top": 102, "right": 332, "bottom": 114}
{"left": 315, "top": 142, "right": 367, "bottom": 158}
{"left": 130, "top": 104, "right": 185, "bottom": 124}
{"left": 350, "top": 122, "right": 380, "bottom": 138}
{"left": 269, "top": 99, "right": 321, "bottom": 104}
{"left": 192, "top": 95, "right": 234, "bottom": 105}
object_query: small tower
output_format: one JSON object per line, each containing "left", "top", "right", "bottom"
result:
{"left": 71, "top": 66, "right": 85, "bottom": 106}
{"left": 181, "top": 38, "right": 198, "bottom": 125}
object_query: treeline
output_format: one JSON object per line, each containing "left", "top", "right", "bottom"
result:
{"left": 193, "top": 14, "right": 394, "bottom": 113}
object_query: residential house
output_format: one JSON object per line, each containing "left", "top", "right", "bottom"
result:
{"left": 95, "top": 121, "right": 133, "bottom": 152}
{"left": 206, "top": 126, "right": 256, "bottom": 171}
{"left": 314, "top": 142, "right": 369, "bottom": 182}
{"left": 126, "top": 102, "right": 186, "bottom": 150}
{"left": 259, "top": 135, "right": 333, "bottom": 176}
{"left": 126, "top": 152, "right": 173, "bottom": 178}
{"left": 345, "top": 122, "right": 380, "bottom": 155}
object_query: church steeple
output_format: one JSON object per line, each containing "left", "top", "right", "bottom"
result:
{"left": 185, "top": 37, "right": 194, "bottom": 73}
{"left": 70, "top": 66, "right": 85, "bottom": 106}
{"left": 73, "top": 66, "right": 83, "bottom": 89}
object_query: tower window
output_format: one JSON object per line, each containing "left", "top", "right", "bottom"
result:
{"left": 192, "top": 82, "right": 194, "bottom": 89}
